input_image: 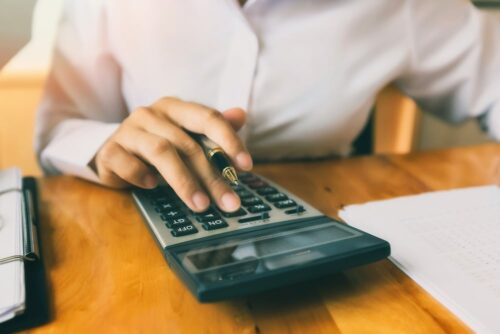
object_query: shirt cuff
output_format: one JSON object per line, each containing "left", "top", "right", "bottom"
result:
{"left": 40, "top": 119, "right": 120, "bottom": 183}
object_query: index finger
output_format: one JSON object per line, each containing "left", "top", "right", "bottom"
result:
{"left": 152, "top": 98, "right": 252, "bottom": 170}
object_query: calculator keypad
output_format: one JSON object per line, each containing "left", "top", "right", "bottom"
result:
{"left": 133, "top": 172, "right": 321, "bottom": 245}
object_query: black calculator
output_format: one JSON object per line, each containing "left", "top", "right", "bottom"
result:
{"left": 132, "top": 172, "right": 390, "bottom": 302}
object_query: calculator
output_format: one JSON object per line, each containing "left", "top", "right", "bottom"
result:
{"left": 132, "top": 172, "right": 390, "bottom": 302}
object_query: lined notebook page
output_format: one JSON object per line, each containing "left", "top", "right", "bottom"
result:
{"left": 339, "top": 186, "right": 500, "bottom": 334}
{"left": 0, "top": 168, "right": 25, "bottom": 322}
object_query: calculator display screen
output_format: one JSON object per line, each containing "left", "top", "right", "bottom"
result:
{"left": 178, "top": 223, "right": 360, "bottom": 279}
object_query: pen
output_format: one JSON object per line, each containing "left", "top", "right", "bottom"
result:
{"left": 189, "top": 132, "right": 240, "bottom": 185}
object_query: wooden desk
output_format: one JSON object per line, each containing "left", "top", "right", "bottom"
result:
{"left": 28, "top": 144, "right": 500, "bottom": 333}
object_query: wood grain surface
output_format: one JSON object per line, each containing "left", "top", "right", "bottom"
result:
{"left": 26, "top": 143, "right": 500, "bottom": 334}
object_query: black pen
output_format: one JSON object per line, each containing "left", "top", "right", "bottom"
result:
{"left": 189, "top": 132, "right": 239, "bottom": 185}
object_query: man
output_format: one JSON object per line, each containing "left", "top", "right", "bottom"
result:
{"left": 36, "top": 0, "right": 500, "bottom": 213}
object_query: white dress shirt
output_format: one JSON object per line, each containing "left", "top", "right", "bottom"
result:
{"left": 36, "top": 0, "right": 500, "bottom": 183}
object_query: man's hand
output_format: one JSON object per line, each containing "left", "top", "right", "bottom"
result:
{"left": 93, "top": 97, "right": 253, "bottom": 212}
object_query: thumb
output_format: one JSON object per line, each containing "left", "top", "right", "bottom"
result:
{"left": 222, "top": 108, "right": 246, "bottom": 131}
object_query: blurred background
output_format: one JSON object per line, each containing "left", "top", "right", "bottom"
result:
{"left": 0, "top": 0, "right": 497, "bottom": 176}
{"left": 0, "top": 0, "right": 63, "bottom": 175}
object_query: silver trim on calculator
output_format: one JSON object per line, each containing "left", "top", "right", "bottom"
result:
{"left": 132, "top": 174, "right": 323, "bottom": 248}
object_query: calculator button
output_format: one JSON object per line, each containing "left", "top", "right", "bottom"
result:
{"left": 238, "top": 212, "right": 270, "bottom": 223}
{"left": 171, "top": 224, "right": 198, "bottom": 237}
{"left": 231, "top": 184, "right": 246, "bottom": 192}
{"left": 241, "top": 197, "right": 263, "bottom": 206}
{"left": 256, "top": 187, "right": 278, "bottom": 196}
{"left": 221, "top": 208, "right": 247, "bottom": 217}
{"left": 275, "top": 199, "right": 297, "bottom": 209}
{"left": 148, "top": 188, "right": 166, "bottom": 198}
{"left": 152, "top": 197, "right": 174, "bottom": 206}
{"left": 153, "top": 187, "right": 174, "bottom": 195}
{"left": 247, "top": 180, "right": 268, "bottom": 189}
{"left": 160, "top": 210, "right": 184, "bottom": 221}
{"left": 265, "top": 193, "right": 288, "bottom": 202}
{"left": 285, "top": 206, "right": 306, "bottom": 215}
{"left": 154, "top": 202, "right": 178, "bottom": 212}
{"left": 240, "top": 174, "right": 260, "bottom": 183}
{"left": 165, "top": 217, "right": 191, "bottom": 228}
{"left": 248, "top": 204, "right": 272, "bottom": 213}
{"left": 236, "top": 190, "right": 253, "bottom": 199}
{"left": 202, "top": 219, "right": 229, "bottom": 230}
{"left": 194, "top": 210, "right": 221, "bottom": 223}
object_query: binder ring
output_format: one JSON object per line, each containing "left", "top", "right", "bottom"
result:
{"left": 0, "top": 254, "right": 37, "bottom": 265}
{"left": 0, "top": 187, "right": 22, "bottom": 197}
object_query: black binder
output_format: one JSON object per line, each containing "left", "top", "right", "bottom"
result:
{"left": 0, "top": 177, "right": 50, "bottom": 333}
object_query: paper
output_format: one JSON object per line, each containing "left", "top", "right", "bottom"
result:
{"left": 339, "top": 186, "right": 500, "bottom": 334}
{"left": 0, "top": 168, "right": 25, "bottom": 322}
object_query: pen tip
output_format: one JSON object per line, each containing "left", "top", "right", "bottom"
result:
{"left": 222, "top": 167, "right": 239, "bottom": 185}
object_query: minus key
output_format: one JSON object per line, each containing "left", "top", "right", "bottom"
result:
{"left": 238, "top": 212, "right": 270, "bottom": 223}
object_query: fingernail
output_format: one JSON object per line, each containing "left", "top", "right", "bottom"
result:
{"left": 221, "top": 192, "right": 240, "bottom": 212}
{"left": 143, "top": 175, "right": 158, "bottom": 188}
{"left": 236, "top": 152, "right": 253, "bottom": 170}
{"left": 192, "top": 191, "right": 210, "bottom": 211}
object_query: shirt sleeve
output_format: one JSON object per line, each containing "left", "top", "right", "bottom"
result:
{"left": 396, "top": 0, "right": 500, "bottom": 140}
{"left": 35, "top": 0, "right": 127, "bottom": 182}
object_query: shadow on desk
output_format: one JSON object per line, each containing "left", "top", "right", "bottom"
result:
{"left": 247, "top": 262, "right": 390, "bottom": 333}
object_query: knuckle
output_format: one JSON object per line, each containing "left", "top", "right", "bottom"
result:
{"left": 173, "top": 175, "right": 196, "bottom": 197}
{"left": 116, "top": 124, "right": 131, "bottom": 136}
{"left": 219, "top": 129, "right": 242, "bottom": 153}
{"left": 132, "top": 106, "right": 154, "bottom": 120}
{"left": 98, "top": 143, "right": 119, "bottom": 166}
{"left": 135, "top": 106, "right": 150, "bottom": 114}
{"left": 205, "top": 174, "right": 227, "bottom": 193}
{"left": 149, "top": 138, "right": 173, "bottom": 156}
{"left": 157, "top": 96, "right": 179, "bottom": 106}
{"left": 101, "top": 173, "right": 127, "bottom": 189}
{"left": 181, "top": 139, "right": 202, "bottom": 158}
{"left": 205, "top": 109, "right": 224, "bottom": 123}
{"left": 99, "top": 172, "right": 115, "bottom": 185}
{"left": 121, "top": 161, "right": 145, "bottom": 182}
{"left": 228, "top": 140, "right": 245, "bottom": 154}
{"left": 133, "top": 106, "right": 148, "bottom": 116}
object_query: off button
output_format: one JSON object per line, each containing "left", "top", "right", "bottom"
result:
{"left": 171, "top": 224, "right": 198, "bottom": 237}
